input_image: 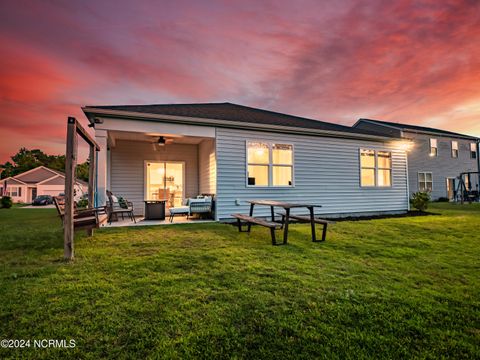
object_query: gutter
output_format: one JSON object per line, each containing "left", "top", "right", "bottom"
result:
{"left": 82, "top": 107, "right": 395, "bottom": 142}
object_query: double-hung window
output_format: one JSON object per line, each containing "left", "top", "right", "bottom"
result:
{"left": 360, "top": 149, "right": 392, "bottom": 187}
{"left": 7, "top": 186, "right": 20, "bottom": 197}
{"left": 247, "top": 142, "right": 293, "bottom": 187}
{"left": 418, "top": 172, "right": 433, "bottom": 192}
{"left": 471, "top": 143, "right": 477, "bottom": 159}
{"left": 430, "top": 138, "right": 438, "bottom": 157}
{"left": 451, "top": 141, "right": 458, "bottom": 158}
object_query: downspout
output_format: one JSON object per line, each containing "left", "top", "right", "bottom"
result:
{"left": 95, "top": 150, "right": 98, "bottom": 207}
{"left": 405, "top": 149, "right": 410, "bottom": 211}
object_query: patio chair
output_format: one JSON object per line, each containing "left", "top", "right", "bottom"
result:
{"left": 106, "top": 190, "right": 136, "bottom": 224}
{"left": 189, "top": 196, "right": 213, "bottom": 217}
{"left": 168, "top": 195, "right": 214, "bottom": 222}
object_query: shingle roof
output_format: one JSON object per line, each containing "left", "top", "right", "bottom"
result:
{"left": 83, "top": 102, "right": 395, "bottom": 138}
{"left": 358, "top": 118, "right": 478, "bottom": 140}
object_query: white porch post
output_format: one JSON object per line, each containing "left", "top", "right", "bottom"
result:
{"left": 95, "top": 129, "right": 108, "bottom": 206}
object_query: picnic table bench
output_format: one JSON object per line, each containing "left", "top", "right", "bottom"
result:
{"left": 276, "top": 212, "right": 335, "bottom": 242}
{"left": 232, "top": 213, "right": 282, "bottom": 245}
{"left": 53, "top": 196, "right": 108, "bottom": 232}
{"left": 232, "top": 200, "right": 330, "bottom": 245}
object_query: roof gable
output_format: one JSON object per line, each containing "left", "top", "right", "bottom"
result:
{"left": 2, "top": 177, "right": 26, "bottom": 186}
{"left": 37, "top": 174, "right": 65, "bottom": 186}
{"left": 14, "top": 166, "right": 60, "bottom": 184}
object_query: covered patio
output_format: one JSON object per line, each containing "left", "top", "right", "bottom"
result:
{"left": 92, "top": 117, "right": 217, "bottom": 222}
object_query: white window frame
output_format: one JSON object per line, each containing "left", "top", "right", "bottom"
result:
{"left": 246, "top": 141, "right": 295, "bottom": 188}
{"left": 359, "top": 149, "right": 392, "bottom": 188}
{"left": 429, "top": 138, "right": 438, "bottom": 157}
{"left": 7, "top": 186, "right": 20, "bottom": 197}
{"left": 418, "top": 172, "right": 433, "bottom": 192}
{"left": 451, "top": 141, "right": 458, "bottom": 158}
{"left": 471, "top": 143, "right": 477, "bottom": 159}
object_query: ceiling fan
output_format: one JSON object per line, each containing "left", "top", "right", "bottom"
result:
{"left": 156, "top": 136, "right": 174, "bottom": 146}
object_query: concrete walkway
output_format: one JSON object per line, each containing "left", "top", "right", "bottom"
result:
{"left": 21, "top": 204, "right": 55, "bottom": 209}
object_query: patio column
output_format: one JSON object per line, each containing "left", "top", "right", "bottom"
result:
{"left": 95, "top": 130, "right": 108, "bottom": 206}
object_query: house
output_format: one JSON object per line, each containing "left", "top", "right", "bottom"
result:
{"left": 353, "top": 119, "right": 480, "bottom": 200}
{"left": 0, "top": 166, "right": 87, "bottom": 203}
{"left": 82, "top": 102, "right": 412, "bottom": 220}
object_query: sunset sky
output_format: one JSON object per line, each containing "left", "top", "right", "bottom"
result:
{"left": 1, "top": 0, "right": 479, "bottom": 163}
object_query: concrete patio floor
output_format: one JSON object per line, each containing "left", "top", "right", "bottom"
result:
{"left": 102, "top": 215, "right": 215, "bottom": 227}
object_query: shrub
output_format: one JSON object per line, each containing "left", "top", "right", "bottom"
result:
{"left": 1, "top": 196, "right": 13, "bottom": 209}
{"left": 76, "top": 198, "right": 89, "bottom": 209}
{"left": 436, "top": 197, "right": 449, "bottom": 202}
{"left": 411, "top": 192, "right": 430, "bottom": 211}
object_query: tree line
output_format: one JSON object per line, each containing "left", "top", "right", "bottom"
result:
{"left": 0, "top": 148, "right": 90, "bottom": 181}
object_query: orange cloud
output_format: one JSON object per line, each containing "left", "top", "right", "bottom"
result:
{"left": 0, "top": 0, "right": 479, "bottom": 163}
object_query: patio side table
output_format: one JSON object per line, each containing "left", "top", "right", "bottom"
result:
{"left": 144, "top": 200, "right": 167, "bottom": 220}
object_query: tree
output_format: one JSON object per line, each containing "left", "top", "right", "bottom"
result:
{"left": 0, "top": 162, "right": 15, "bottom": 179}
{"left": 0, "top": 148, "right": 89, "bottom": 181}
{"left": 75, "top": 161, "right": 90, "bottom": 182}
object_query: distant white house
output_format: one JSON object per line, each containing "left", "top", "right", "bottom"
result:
{"left": 0, "top": 166, "right": 87, "bottom": 203}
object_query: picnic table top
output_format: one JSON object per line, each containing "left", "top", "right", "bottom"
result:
{"left": 246, "top": 200, "right": 322, "bottom": 209}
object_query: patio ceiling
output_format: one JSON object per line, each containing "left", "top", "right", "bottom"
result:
{"left": 108, "top": 130, "right": 208, "bottom": 146}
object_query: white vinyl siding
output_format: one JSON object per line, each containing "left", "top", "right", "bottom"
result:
{"left": 216, "top": 128, "right": 408, "bottom": 220}
{"left": 198, "top": 139, "right": 217, "bottom": 195}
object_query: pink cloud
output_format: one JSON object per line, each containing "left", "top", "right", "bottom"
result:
{"left": 0, "top": 0, "right": 479, "bottom": 163}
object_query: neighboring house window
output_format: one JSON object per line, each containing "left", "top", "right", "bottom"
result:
{"left": 247, "top": 142, "right": 293, "bottom": 187}
{"left": 360, "top": 149, "right": 392, "bottom": 187}
{"left": 429, "top": 138, "right": 438, "bottom": 157}
{"left": 418, "top": 172, "right": 433, "bottom": 192}
{"left": 7, "top": 186, "right": 21, "bottom": 197}
{"left": 471, "top": 143, "right": 477, "bottom": 159}
{"left": 451, "top": 141, "right": 458, "bottom": 158}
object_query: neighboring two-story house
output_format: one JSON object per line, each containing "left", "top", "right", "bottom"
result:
{"left": 353, "top": 119, "right": 480, "bottom": 201}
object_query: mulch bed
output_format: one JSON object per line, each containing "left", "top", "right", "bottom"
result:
{"left": 329, "top": 210, "right": 438, "bottom": 222}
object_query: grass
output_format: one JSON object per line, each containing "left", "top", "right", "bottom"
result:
{"left": 0, "top": 203, "right": 479, "bottom": 359}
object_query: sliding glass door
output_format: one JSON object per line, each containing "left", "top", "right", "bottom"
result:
{"left": 145, "top": 162, "right": 184, "bottom": 208}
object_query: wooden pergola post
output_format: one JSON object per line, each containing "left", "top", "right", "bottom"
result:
{"left": 64, "top": 118, "right": 77, "bottom": 259}
{"left": 64, "top": 117, "right": 100, "bottom": 260}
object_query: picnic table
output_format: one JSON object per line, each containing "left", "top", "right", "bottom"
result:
{"left": 233, "top": 200, "right": 330, "bottom": 245}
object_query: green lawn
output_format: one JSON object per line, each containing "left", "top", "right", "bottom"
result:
{"left": 0, "top": 203, "right": 479, "bottom": 359}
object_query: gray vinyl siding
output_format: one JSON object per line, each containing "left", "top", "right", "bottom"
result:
{"left": 110, "top": 140, "right": 199, "bottom": 215}
{"left": 198, "top": 139, "right": 216, "bottom": 194}
{"left": 404, "top": 132, "right": 478, "bottom": 199}
{"left": 215, "top": 128, "right": 408, "bottom": 220}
